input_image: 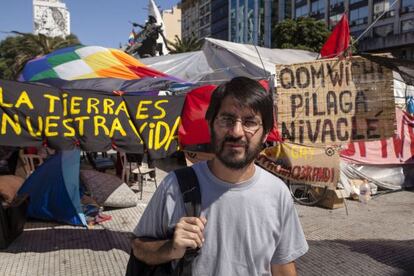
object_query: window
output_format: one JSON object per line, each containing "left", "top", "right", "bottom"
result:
{"left": 247, "top": 0, "right": 255, "bottom": 44}
{"left": 373, "top": 0, "right": 395, "bottom": 19}
{"left": 237, "top": 0, "right": 245, "bottom": 42}
{"left": 350, "top": 6, "right": 368, "bottom": 26}
{"left": 401, "top": 0, "right": 414, "bottom": 13}
{"left": 295, "top": 4, "right": 309, "bottom": 18}
{"left": 311, "top": 0, "right": 325, "bottom": 14}
{"left": 373, "top": 24, "right": 393, "bottom": 37}
{"left": 350, "top": 0, "right": 365, "bottom": 4}
{"left": 230, "top": 0, "right": 237, "bottom": 41}
{"left": 330, "top": 0, "right": 344, "bottom": 9}
{"left": 402, "top": 19, "right": 414, "bottom": 32}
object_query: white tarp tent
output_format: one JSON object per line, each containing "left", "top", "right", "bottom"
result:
{"left": 140, "top": 37, "right": 318, "bottom": 83}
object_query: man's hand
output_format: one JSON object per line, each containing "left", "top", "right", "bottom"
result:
{"left": 170, "top": 217, "right": 207, "bottom": 259}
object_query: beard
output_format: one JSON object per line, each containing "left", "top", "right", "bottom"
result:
{"left": 211, "top": 131, "right": 264, "bottom": 170}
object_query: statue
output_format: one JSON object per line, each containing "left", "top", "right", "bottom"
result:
{"left": 126, "top": 15, "right": 169, "bottom": 58}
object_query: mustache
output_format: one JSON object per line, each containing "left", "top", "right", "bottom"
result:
{"left": 223, "top": 136, "right": 247, "bottom": 145}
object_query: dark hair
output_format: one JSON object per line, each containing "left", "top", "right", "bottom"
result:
{"left": 205, "top": 77, "right": 274, "bottom": 134}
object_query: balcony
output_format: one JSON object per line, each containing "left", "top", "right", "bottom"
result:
{"left": 358, "top": 32, "right": 414, "bottom": 51}
{"left": 373, "top": 10, "right": 395, "bottom": 20}
{"left": 350, "top": 17, "right": 368, "bottom": 27}
{"left": 330, "top": 2, "right": 344, "bottom": 9}
{"left": 310, "top": 11, "right": 325, "bottom": 19}
{"left": 401, "top": 6, "right": 414, "bottom": 14}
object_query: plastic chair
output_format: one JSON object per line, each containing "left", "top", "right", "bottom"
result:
{"left": 19, "top": 150, "right": 43, "bottom": 177}
{"left": 118, "top": 151, "right": 139, "bottom": 184}
{"left": 132, "top": 164, "right": 157, "bottom": 200}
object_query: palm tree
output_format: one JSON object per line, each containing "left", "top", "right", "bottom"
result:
{"left": 0, "top": 32, "right": 80, "bottom": 80}
{"left": 167, "top": 35, "right": 203, "bottom": 54}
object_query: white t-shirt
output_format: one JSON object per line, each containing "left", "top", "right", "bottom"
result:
{"left": 134, "top": 161, "right": 308, "bottom": 276}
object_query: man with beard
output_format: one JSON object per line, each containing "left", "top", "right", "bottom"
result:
{"left": 131, "top": 77, "right": 308, "bottom": 275}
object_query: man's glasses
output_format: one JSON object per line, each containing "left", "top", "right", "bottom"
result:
{"left": 215, "top": 115, "right": 262, "bottom": 134}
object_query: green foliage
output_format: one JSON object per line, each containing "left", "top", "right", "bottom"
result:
{"left": 167, "top": 34, "right": 202, "bottom": 54}
{"left": 0, "top": 33, "right": 81, "bottom": 80}
{"left": 272, "top": 17, "right": 330, "bottom": 52}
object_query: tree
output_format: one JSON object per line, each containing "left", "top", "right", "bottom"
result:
{"left": 0, "top": 33, "right": 80, "bottom": 80}
{"left": 272, "top": 17, "right": 330, "bottom": 52}
{"left": 167, "top": 35, "right": 202, "bottom": 54}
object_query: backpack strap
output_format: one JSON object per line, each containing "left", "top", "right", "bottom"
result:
{"left": 174, "top": 167, "right": 201, "bottom": 217}
{"left": 173, "top": 167, "right": 201, "bottom": 276}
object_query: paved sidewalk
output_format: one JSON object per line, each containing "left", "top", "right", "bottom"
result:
{"left": 1, "top": 163, "right": 413, "bottom": 275}
{"left": 296, "top": 191, "right": 414, "bottom": 276}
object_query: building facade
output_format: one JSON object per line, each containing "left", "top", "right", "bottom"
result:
{"left": 212, "top": 0, "right": 292, "bottom": 47}
{"left": 293, "top": 0, "right": 414, "bottom": 59}
{"left": 33, "top": 0, "right": 70, "bottom": 38}
{"left": 162, "top": 4, "right": 182, "bottom": 42}
{"left": 211, "top": 0, "right": 229, "bottom": 40}
{"left": 181, "top": 0, "right": 211, "bottom": 40}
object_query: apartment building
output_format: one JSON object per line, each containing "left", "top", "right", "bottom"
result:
{"left": 201, "top": 0, "right": 291, "bottom": 47}
{"left": 162, "top": 4, "right": 182, "bottom": 42}
{"left": 181, "top": 0, "right": 211, "bottom": 40}
{"left": 293, "top": 0, "right": 414, "bottom": 59}
{"left": 211, "top": 0, "right": 229, "bottom": 40}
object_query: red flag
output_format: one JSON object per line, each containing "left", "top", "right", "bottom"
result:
{"left": 320, "top": 13, "right": 350, "bottom": 58}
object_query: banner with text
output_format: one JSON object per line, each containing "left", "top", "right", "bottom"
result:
{"left": 256, "top": 142, "right": 340, "bottom": 189}
{"left": 276, "top": 56, "right": 396, "bottom": 145}
{"left": 341, "top": 108, "right": 414, "bottom": 164}
{"left": 0, "top": 80, "right": 185, "bottom": 159}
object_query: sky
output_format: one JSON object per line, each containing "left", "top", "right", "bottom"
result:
{"left": 0, "top": 0, "right": 180, "bottom": 48}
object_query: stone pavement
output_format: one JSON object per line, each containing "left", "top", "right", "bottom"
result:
{"left": 1, "top": 160, "right": 413, "bottom": 276}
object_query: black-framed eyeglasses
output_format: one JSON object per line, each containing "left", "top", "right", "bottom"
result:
{"left": 215, "top": 115, "right": 263, "bottom": 134}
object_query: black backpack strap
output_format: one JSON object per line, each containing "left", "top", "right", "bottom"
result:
{"left": 174, "top": 167, "right": 201, "bottom": 217}
{"left": 173, "top": 167, "right": 201, "bottom": 276}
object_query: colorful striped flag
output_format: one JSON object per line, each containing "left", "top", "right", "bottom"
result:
{"left": 128, "top": 29, "right": 136, "bottom": 46}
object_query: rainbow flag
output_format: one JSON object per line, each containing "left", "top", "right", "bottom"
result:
{"left": 128, "top": 30, "right": 136, "bottom": 46}
{"left": 19, "top": 45, "right": 172, "bottom": 82}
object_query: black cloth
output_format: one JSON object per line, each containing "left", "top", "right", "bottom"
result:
{"left": 125, "top": 167, "right": 201, "bottom": 276}
{"left": 359, "top": 53, "right": 414, "bottom": 86}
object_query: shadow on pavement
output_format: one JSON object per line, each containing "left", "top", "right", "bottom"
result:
{"left": 2, "top": 227, "right": 132, "bottom": 254}
{"left": 298, "top": 239, "right": 414, "bottom": 276}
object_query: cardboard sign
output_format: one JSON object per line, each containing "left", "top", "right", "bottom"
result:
{"left": 256, "top": 143, "right": 340, "bottom": 189}
{"left": 276, "top": 56, "right": 396, "bottom": 145}
{"left": 0, "top": 80, "right": 185, "bottom": 159}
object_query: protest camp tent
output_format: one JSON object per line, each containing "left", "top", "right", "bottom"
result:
{"left": 141, "top": 37, "right": 318, "bottom": 83}
{"left": 17, "top": 149, "right": 87, "bottom": 226}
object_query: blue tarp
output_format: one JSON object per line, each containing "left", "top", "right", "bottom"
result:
{"left": 18, "top": 149, "right": 87, "bottom": 226}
